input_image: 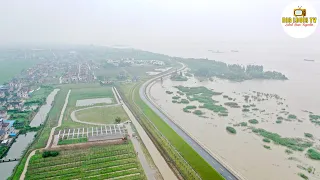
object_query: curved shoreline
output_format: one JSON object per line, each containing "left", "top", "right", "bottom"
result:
{"left": 140, "top": 63, "right": 245, "bottom": 180}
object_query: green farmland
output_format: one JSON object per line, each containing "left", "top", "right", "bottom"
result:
{"left": 25, "top": 143, "right": 146, "bottom": 180}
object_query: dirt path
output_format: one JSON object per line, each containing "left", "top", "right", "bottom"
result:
{"left": 70, "top": 104, "right": 121, "bottom": 126}
{"left": 113, "top": 87, "right": 177, "bottom": 180}
{"left": 20, "top": 90, "right": 71, "bottom": 180}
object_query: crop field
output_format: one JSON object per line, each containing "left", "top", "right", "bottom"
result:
{"left": 25, "top": 143, "right": 146, "bottom": 180}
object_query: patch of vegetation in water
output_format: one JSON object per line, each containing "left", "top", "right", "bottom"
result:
{"left": 263, "top": 145, "right": 271, "bottom": 150}
{"left": 180, "top": 99, "right": 190, "bottom": 104}
{"left": 306, "top": 149, "right": 320, "bottom": 160}
{"left": 177, "top": 91, "right": 184, "bottom": 96}
{"left": 170, "top": 72, "right": 188, "bottom": 81}
{"left": 239, "top": 122, "right": 247, "bottom": 126}
{"left": 172, "top": 96, "right": 181, "bottom": 100}
{"left": 193, "top": 110, "right": 204, "bottom": 116}
{"left": 248, "top": 119, "right": 259, "bottom": 124}
{"left": 226, "top": 126, "right": 236, "bottom": 134}
{"left": 223, "top": 95, "right": 228, "bottom": 98}
{"left": 263, "top": 138, "right": 271, "bottom": 143}
{"left": 304, "top": 133, "right": 313, "bottom": 138}
{"left": 172, "top": 100, "right": 178, "bottom": 103}
{"left": 242, "top": 108, "right": 250, "bottom": 112}
{"left": 243, "top": 105, "right": 250, "bottom": 108}
{"left": 174, "top": 85, "right": 227, "bottom": 114}
{"left": 288, "top": 114, "right": 297, "bottom": 119}
{"left": 183, "top": 108, "right": 191, "bottom": 113}
{"left": 224, "top": 102, "right": 240, "bottom": 108}
{"left": 276, "top": 120, "right": 282, "bottom": 124}
{"left": 252, "top": 108, "right": 259, "bottom": 111}
{"left": 252, "top": 128, "right": 313, "bottom": 151}
{"left": 166, "top": 91, "right": 173, "bottom": 94}
{"left": 218, "top": 113, "right": 228, "bottom": 117}
{"left": 309, "top": 114, "right": 320, "bottom": 125}
{"left": 298, "top": 173, "right": 308, "bottom": 180}
{"left": 277, "top": 116, "right": 284, "bottom": 120}
{"left": 285, "top": 149, "right": 293, "bottom": 154}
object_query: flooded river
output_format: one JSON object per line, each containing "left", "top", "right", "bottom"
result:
{"left": 149, "top": 44, "right": 320, "bottom": 180}
{"left": 29, "top": 89, "right": 59, "bottom": 127}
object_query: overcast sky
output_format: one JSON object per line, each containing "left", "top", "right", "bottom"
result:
{"left": 0, "top": 0, "right": 319, "bottom": 52}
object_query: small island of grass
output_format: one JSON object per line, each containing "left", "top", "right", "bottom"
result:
{"left": 304, "top": 133, "right": 313, "bottom": 138}
{"left": 172, "top": 96, "right": 180, "bottom": 100}
{"left": 193, "top": 110, "right": 204, "bottom": 116}
{"left": 170, "top": 71, "right": 188, "bottom": 81}
{"left": 249, "top": 119, "right": 259, "bottom": 124}
{"left": 263, "top": 145, "right": 271, "bottom": 150}
{"left": 224, "top": 102, "right": 240, "bottom": 108}
{"left": 288, "top": 114, "right": 297, "bottom": 119}
{"left": 285, "top": 149, "right": 293, "bottom": 154}
{"left": 242, "top": 108, "right": 250, "bottom": 112}
{"left": 263, "top": 138, "right": 271, "bottom": 143}
{"left": 309, "top": 114, "right": 320, "bottom": 125}
{"left": 166, "top": 91, "right": 173, "bottom": 94}
{"left": 306, "top": 148, "right": 320, "bottom": 160}
{"left": 276, "top": 120, "right": 282, "bottom": 124}
{"left": 226, "top": 126, "right": 237, "bottom": 134}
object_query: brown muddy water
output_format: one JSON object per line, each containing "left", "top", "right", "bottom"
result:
{"left": 149, "top": 50, "right": 320, "bottom": 180}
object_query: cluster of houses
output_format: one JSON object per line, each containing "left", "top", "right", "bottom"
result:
{"left": 0, "top": 82, "right": 30, "bottom": 113}
{"left": 106, "top": 59, "right": 166, "bottom": 67}
{"left": 60, "top": 61, "right": 96, "bottom": 84}
{"left": 0, "top": 118, "right": 17, "bottom": 146}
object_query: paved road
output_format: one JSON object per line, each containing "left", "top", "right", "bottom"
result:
{"left": 113, "top": 87, "right": 178, "bottom": 180}
{"left": 126, "top": 124, "right": 156, "bottom": 180}
{"left": 139, "top": 64, "right": 241, "bottom": 180}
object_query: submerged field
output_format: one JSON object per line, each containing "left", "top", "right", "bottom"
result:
{"left": 25, "top": 143, "right": 145, "bottom": 180}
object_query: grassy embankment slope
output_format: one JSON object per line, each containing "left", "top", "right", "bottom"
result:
{"left": 118, "top": 82, "right": 223, "bottom": 180}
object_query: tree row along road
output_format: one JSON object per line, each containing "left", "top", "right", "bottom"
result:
{"left": 140, "top": 63, "right": 244, "bottom": 180}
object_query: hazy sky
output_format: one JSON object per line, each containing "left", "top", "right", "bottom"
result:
{"left": 0, "top": 0, "right": 319, "bottom": 52}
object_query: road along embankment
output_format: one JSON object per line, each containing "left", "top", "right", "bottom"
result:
{"left": 141, "top": 63, "right": 245, "bottom": 180}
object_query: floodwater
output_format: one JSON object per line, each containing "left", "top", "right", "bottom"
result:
{"left": 76, "top": 98, "right": 113, "bottom": 107}
{"left": 149, "top": 43, "right": 320, "bottom": 180}
{"left": 29, "top": 89, "right": 60, "bottom": 127}
{"left": 0, "top": 132, "right": 36, "bottom": 180}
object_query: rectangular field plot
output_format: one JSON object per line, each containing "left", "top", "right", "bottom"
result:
{"left": 25, "top": 143, "right": 146, "bottom": 180}
{"left": 76, "top": 98, "right": 113, "bottom": 107}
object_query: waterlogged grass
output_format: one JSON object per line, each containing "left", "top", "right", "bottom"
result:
{"left": 58, "top": 137, "right": 88, "bottom": 145}
{"left": 174, "top": 86, "right": 227, "bottom": 114}
{"left": 309, "top": 114, "right": 320, "bottom": 125}
{"left": 166, "top": 91, "right": 173, "bottom": 94}
{"left": 298, "top": 173, "right": 308, "bottom": 180}
{"left": 288, "top": 114, "right": 297, "bottom": 119}
{"left": 193, "top": 110, "right": 204, "bottom": 116}
{"left": 242, "top": 108, "right": 250, "bottom": 112}
{"left": 263, "top": 138, "right": 271, "bottom": 143}
{"left": 177, "top": 91, "right": 184, "bottom": 95}
{"left": 249, "top": 119, "right": 259, "bottom": 124}
{"left": 236, "top": 122, "right": 247, "bottom": 127}
{"left": 252, "top": 128, "right": 313, "bottom": 151}
{"left": 276, "top": 120, "right": 282, "bottom": 124}
{"left": 180, "top": 99, "right": 190, "bottom": 104}
{"left": 172, "top": 96, "right": 181, "bottom": 100}
{"left": 306, "top": 149, "right": 320, "bottom": 160}
{"left": 263, "top": 145, "right": 271, "bottom": 150}
{"left": 285, "top": 149, "right": 293, "bottom": 154}
{"left": 226, "top": 126, "right": 236, "bottom": 134}
{"left": 304, "top": 133, "right": 313, "bottom": 138}
{"left": 224, "top": 102, "right": 240, "bottom": 108}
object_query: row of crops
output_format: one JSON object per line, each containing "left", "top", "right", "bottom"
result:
{"left": 25, "top": 143, "right": 146, "bottom": 180}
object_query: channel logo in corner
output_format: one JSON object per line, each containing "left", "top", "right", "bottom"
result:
{"left": 281, "top": 1, "right": 318, "bottom": 38}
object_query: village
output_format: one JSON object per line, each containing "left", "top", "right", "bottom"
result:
{"left": 0, "top": 49, "right": 168, "bottom": 159}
